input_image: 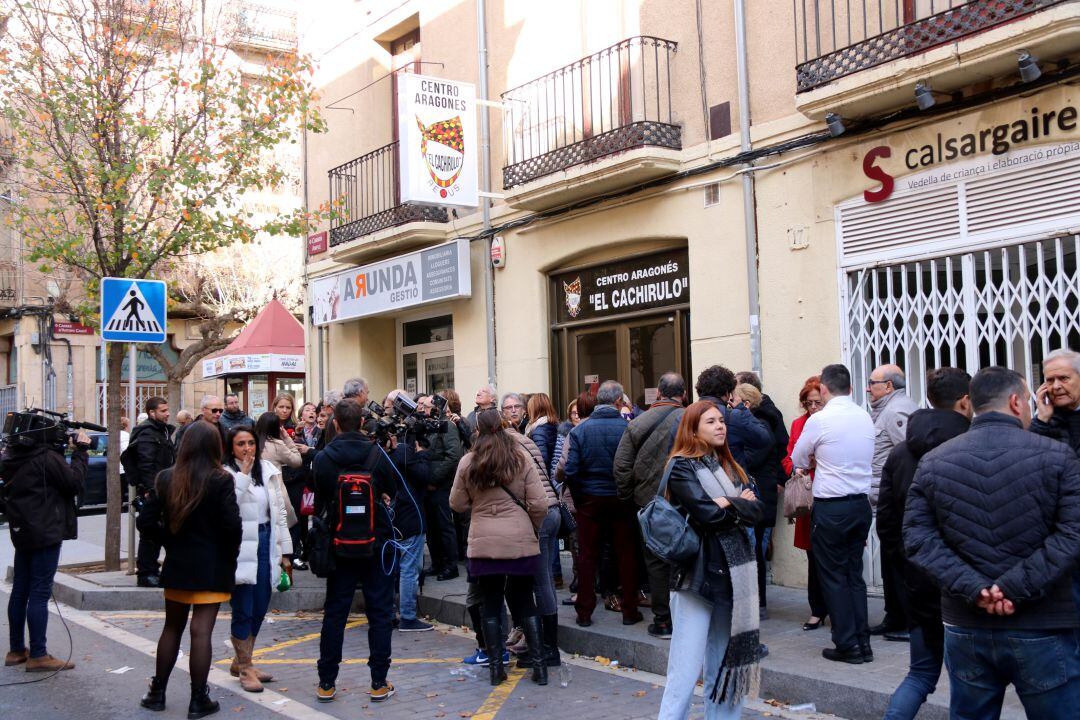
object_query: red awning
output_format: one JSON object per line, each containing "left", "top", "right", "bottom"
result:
{"left": 208, "top": 298, "right": 304, "bottom": 358}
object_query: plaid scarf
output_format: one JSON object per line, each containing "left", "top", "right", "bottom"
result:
{"left": 695, "top": 457, "right": 761, "bottom": 705}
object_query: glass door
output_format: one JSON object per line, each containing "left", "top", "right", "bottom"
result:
{"left": 423, "top": 352, "right": 454, "bottom": 394}
{"left": 570, "top": 327, "right": 619, "bottom": 396}
{"left": 627, "top": 317, "right": 677, "bottom": 414}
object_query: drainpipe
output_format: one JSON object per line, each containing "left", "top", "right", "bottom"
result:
{"left": 476, "top": 0, "right": 497, "bottom": 387}
{"left": 734, "top": 0, "right": 762, "bottom": 376}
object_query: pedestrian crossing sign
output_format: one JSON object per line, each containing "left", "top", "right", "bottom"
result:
{"left": 100, "top": 277, "right": 167, "bottom": 343}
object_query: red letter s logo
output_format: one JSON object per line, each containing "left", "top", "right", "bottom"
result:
{"left": 863, "top": 146, "right": 894, "bottom": 203}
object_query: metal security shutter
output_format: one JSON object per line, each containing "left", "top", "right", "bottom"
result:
{"left": 966, "top": 155, "right": 1080, "bottom": 235}
{"left": 838, "top": 186, "right": 960, "bottom": 262}
{"left": 837, "top": 148, "right": 1080, "bottom": 268}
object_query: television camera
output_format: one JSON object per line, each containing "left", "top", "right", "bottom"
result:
{"left": 2, "top": 408, "right": 107, "bottom": 450}
{"left": 362, "top": 394, "right": 448, "bottom": 447}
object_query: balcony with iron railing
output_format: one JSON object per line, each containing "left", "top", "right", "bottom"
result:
{"left": 327, "top": 141, "right": 449, "bottom": 261}
{"left": 500, "top": 36, "right": 682, "bottom": 210}
{"left": 230, "top": 1, "right": 297, "bottom": 51}
{"left": 794, "top": 0, "right": 1080, "bottom": 117}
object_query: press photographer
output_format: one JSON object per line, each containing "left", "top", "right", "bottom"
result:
{"left": 1, "top": 409, "right": 97, "bottom": 672}
{"left": 416, "top": 394, "right": 463, "bottom": 582}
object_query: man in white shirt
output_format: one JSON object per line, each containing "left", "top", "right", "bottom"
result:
{"left": 791, "top": 363, "right": 875, "bottom": 664}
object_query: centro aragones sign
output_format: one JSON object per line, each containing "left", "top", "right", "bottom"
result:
{"left": 553, "top": 250, "right": 689, "bottom": 324}
{"left": 397, "top": 74, "right": 478, "bottom": 208}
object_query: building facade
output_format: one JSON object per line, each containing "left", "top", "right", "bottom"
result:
{"left": 301, "top": 0, "right": 1080, "bottom": 587}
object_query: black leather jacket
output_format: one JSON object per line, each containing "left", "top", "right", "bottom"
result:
{"left": 667, "top": 456, "right": 763, "bottom": 600}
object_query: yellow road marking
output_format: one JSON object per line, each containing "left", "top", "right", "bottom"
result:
{"left": 229, "top": 657, "right": 461, "bottom": 665}
{"left": 471, "top": 668, "right": 527, "bottom": 720}
{"left": 215, "top": 618, "right": 367, "bottom": 664}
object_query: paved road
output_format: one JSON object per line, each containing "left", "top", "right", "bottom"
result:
{"left": 0, "top": 585, "right": 830, "bottom": 720}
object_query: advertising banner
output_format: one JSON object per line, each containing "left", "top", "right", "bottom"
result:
{"left": 397, "top": 74, "right": 478, "bottom": 208}
{"left": 310, "top": 238, "right": 472, "bottom": 326}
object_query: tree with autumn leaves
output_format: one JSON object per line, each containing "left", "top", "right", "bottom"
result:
{"left": 0, "top": 0, "right": 329, "bottom": 569}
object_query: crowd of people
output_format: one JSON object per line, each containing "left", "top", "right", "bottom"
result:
{"left": 4, "top": 349, "right": 1080, "bottom": 719}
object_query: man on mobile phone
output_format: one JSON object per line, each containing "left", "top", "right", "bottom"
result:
{"left": 1031, "top": 349, "right": 1080, "bottom": 455}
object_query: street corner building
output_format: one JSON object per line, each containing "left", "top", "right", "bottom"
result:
{"left": 299, "top": 0, "right": 1080, "bottom": 590}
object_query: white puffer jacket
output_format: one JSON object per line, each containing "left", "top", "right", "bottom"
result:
{"left": 229, "top": 459, "right": 293, "bottom": 586}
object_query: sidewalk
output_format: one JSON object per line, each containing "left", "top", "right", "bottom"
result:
{"left": 42, "top": 558, "right": 1025, "bottom": 720}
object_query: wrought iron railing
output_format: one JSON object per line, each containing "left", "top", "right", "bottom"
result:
{"left": 328, "top": 141, "right": 448, "bottom": 247}
{"left": 795, "top": 0, "right": 1073, "bottom": 92}
{"left": 501, "top": 36, "right": 681, "bottom": 189}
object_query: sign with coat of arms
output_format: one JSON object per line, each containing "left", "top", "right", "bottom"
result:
{"left": 397, "top": 73, "right": 478, "bottom": 208}
{"left": 552, "top": 249, "right": 690, "bottom": 324}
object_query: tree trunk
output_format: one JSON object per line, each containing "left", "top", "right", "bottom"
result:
{"left": 104, "top": 342, "right": 126, "bottom": 571}
{"left": 167, "top": 377, "right": 182, "bottom": 417}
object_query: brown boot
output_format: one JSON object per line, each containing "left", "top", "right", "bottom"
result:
{"left": 247, "top": 636, "right": 273, "bottom": 683}
{"left": 4, "top": 649, "right": 29, "bottom": 666}
{"left": 230, "top": 636, "right": 263, "bottom": 693}
{"left": 25, "top": 654, "right": 74, "bottom": 672}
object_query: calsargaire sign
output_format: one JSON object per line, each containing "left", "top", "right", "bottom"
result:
{"left": 398, "top": 74, "right": 478, "bottom": 208}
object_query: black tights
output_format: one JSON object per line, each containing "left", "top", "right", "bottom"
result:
{"left": 478, "top": 574, "right": 536, "bottom": 625}
{"left": 154, "top": 600, "right": 220, "bottom": 689}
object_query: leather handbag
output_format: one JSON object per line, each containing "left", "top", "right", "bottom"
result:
{"left": 556, "top": 501, "right": 577, "bottom": 539}
{"left": 637, "top": 459, "right": 700, "bottom": 564}
{"left": 782, "top": 471, "right": 814, "bottom": 519}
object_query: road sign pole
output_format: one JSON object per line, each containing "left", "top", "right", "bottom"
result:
{"left": 126, "top": 342, "right": 137, "bottom": 574}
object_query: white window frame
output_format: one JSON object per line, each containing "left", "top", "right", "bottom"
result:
{"left": 395, "top": 309, "right": 455, "bottom": 396}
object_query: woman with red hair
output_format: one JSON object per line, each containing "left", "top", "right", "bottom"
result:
{"left": 658, "top": 401, "right": 763, "bottom": 720}
{"left": 782, "top": 376, "right": 828, "bottom": 631}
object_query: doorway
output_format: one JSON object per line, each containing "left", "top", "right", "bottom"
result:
{"left": 558, "top": 310, "right": 689, "bottom": 413}
{"left": 399, "top": 313, "right": 454, "bottom": 396}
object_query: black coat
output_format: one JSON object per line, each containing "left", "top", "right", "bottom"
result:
{"left": 877, "top": 408, "right": 970, "bottom": 628}
{"left": 668, "top": 456, "right": 763, "bottom": 600}
{"left": 1030, "top": 406, "right": 1080, "bottom": 455}
{"left": 1, "top": 444, "right": 86, "bottom": 551}
{"left": 904, "top": 412, "right": 1080, "bottom": 631}
{"left": 392, "top": 443, "right": 427, "bottom": 539}
{"left": 139, "top": 468, "right": 242, "bottom": 593}
{"left": 743, "top": 395, "right": 789, "bottom": 527}
{"left": 312, "top": 432, "right": 399, "bottom": 543}
{"left": 128, "top": 419, "right": 176, "bottom": 492}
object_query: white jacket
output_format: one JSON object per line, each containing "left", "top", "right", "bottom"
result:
{"left": 229, "top": 460, "right": 293, "bottom": 586}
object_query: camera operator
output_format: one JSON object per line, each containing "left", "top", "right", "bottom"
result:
{"left": 122, "top": 397, "right": 176, "bottom": 588}
{"left": 2, "top": 423, "right": 90, "bottom": 671}
{"left": 313, "top": 398, "right": 400, "bottom": 704}
{"left": 417, "top": 395, "right": 463, "bottom": 581}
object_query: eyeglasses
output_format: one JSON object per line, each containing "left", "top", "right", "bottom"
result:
{"left": 502, "top": 404, "right": 524, "bottom": 411}
{"left": 803, "top": 400, "right": 824, "bottom": 408}
{"left": 209, "top": 408, "right": 224, "bottom": 414}
{"left": 867, "top": 380, "right": 890, "bottom": 387}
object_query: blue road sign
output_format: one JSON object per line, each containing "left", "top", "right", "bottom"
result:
{"left": 100, "top": 278, "right": 167, "bottom": 343}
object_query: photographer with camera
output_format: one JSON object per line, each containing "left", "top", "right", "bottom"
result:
{"left": 313, "top": 398, "right": 400, "bottom": 704}
{"left": 121, "top": 397, "right": 176, "bottom": 588}
{"left": 2, "top": 413, "right": 90, "bottom": 672}
{"left": 417, "top": 394, "right": 462, "bottom": 581}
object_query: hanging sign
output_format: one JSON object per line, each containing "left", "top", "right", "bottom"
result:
{"left": 310, "top": 238, "right": 472, "bottom": 326}
{"left": 553, "top": 249, "right": 689, "bottom": 324}
{"left": 397, "top": 74, "right": 479, "bottom": 208}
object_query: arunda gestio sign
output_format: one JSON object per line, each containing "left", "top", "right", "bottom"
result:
{"left": 554, "top": 250, "right": 689, "bottom": 324}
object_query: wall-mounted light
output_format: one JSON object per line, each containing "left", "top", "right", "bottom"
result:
{"left": 825, "top": 112, "right": 846, "bottom": 137}
{"left": 1018, "top": 51, "right": 1042, "bottom": 83}
{"left": 914, "top": 82, "right": 937, "bottom": 111}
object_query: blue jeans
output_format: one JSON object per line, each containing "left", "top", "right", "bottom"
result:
{"left": 658, "top": 590, "right": 742, "bottom": 720}
{"left": 8, "top": 543, "right": 62, "bottom": 658}
{"left": 884, "top": 624, "right": 944, "bottom": 719}
{"left": 532, "top": 507, "right": 561, "bottom": 616}
{"left": 318, "top": 550, "right": 394, "bottom": 687}
{"left": 231, "top": 522, "right": 272, "bottom": 640}
{"left": 944, "top": 625, "right": 1080, "bottom": 720}
{"left": 398, "top": 534, "right": 425, "bottom": 621}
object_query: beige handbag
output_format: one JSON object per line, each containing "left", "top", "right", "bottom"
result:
{"left": 782, "top": 471, "right": 814, "bottom": 519}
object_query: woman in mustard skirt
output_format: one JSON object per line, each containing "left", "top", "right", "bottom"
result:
{"left": 136, "top": 421, "right": 242, "bottom": 718}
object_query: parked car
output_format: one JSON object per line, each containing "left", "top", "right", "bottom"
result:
{"left": 73, "top": 431, "right": 128, "bottom": 515}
